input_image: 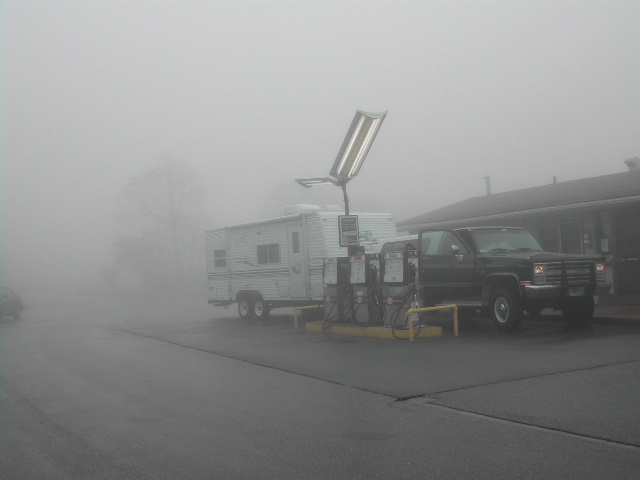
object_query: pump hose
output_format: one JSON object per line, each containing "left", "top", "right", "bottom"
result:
{"left": 371, "top": 285, "right": 386, "bottom": 325}
{"left": 321, "top": 291, "right": 354, "bottom": 330}
{"left": 321, "top": 299, "right": 340, "bottom": 331}
{"left": 390, "top": 288, "right": 422, "bottom": 340}
{"left": 352, "top": 284, "right": 385, "bottom": 327}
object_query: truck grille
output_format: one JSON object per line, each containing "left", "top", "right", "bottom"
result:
{"left": 544, "top": 261, "right": 593, "bottom": 285}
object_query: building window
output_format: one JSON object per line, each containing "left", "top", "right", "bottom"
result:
{"left": 257, "top": 243, "right": 280, "bottom": 264}
{"left": 560, "top": 222, "right": 583, "bottom": 254}
{"left": 538, "top": 225, "right": 559, "bottom": 252}
{"left": 538, "top": 223, "right": 583, "bottom": 254}
{"left": 291, "top": 232, "right": 300, "bottom": 254}
{"left": 214, "top": 249, "right": 226, "bottom": 268}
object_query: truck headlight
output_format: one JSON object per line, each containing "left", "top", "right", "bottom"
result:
{"left": 595, "top": 263, "right": 605, "bottom": 281}
{"left": 533, "top": 264, "right": 546, "bottom": 283}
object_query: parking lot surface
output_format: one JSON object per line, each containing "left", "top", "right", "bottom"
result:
{"left": 124, "top": 307, "right": 640, "bottom": 448}
{"left": 3, "top": 295, "right": 639, "bottom": 479}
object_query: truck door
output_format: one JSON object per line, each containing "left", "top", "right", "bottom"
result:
{"left": 419, "top": 230, "right": 480, "bottom": 304}
{"left": 288, "top": 227, "right": 307, "bottom": 299}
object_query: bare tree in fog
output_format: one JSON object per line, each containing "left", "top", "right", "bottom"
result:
{"left": 113, "top": 160, "right": 207, "bottom": 291}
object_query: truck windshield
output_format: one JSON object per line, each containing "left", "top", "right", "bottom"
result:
{"left": 472, "top": 228, "right": 544, "bottom": 254}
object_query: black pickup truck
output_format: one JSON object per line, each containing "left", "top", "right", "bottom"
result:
{"left": 417, "top": 227, "right": 610, "bottom": 331}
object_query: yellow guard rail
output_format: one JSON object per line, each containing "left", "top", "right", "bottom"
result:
{"left": 293, "top": 305, "right": 324, "bottom": 329}
{"left": 407, "top": 305, "right": 459, "bottom": 341}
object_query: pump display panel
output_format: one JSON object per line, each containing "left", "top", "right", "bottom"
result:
{"left": 323, "top": 258, "right": 339, "bottom": 285}
{"left": 383, "top": 252, "right": 409, "bottom": 284}
{"left": 350, "top": 255, "right": 366, "bottom": 284}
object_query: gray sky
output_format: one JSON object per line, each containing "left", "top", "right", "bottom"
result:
{"left": 2, "top": 1, "right": 640, "bottom": 288}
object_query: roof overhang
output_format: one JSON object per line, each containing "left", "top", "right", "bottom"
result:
{"left": 399, "top": 194, "right": 640, "bottom": 232}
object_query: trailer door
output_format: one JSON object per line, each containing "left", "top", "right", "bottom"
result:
{"left": 288, "top": 227, "right": 306, "bottom": 298}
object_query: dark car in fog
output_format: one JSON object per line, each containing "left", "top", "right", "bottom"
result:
{"left": 1, "top": 287, "right": 24, "bottom": 319}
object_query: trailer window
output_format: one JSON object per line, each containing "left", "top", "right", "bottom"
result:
{"left": 291, "top": 232, "right": 300, "bottom": 254}
{"left": 257, "top": 243, "right": 280, "bottom": 264}
{"left": 214, "top": 249, "right": 226, "bottom": 267}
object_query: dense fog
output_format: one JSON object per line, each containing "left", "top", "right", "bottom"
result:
{"left": 2, "top": 1, "right": 639, "bottom": 299}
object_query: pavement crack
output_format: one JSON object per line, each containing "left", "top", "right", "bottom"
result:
{"left": 398, "top": 398, "right": 640, "bottom": 451}
{"left": 118, "top": 328, "right": 393, "bottom": 398}
{"left": 420, "top": 358, "right": 640, "bottom": 398}
{"left": 121, "top": 328, "right": 640, "bottom": 451}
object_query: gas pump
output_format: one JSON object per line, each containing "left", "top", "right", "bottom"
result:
{"left": 381, "top": 248, "right": 421, "bottom": 332}
{"left": 322, "top": 257, "right": 351, "bottom": 324}
{"left": 350, "top": 254, "right": 383, "bottom": 325}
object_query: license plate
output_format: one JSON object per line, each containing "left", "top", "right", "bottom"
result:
{"left": 569, "top": 287, "right": 584, "bottom": 296}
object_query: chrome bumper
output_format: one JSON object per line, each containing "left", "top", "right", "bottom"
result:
{"left": 524, "top": 283, "right": 611, "bottom": 299}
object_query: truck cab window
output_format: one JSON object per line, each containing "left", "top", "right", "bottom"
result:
{"left": 382, "top": 241, "right": 416, "bottom": 255}
{"left": 438, "top": 232, "right": 468, "bottom": 255}
{"left": 472, "top": 228, "right": 543, "bottom": 253}
{"left": 419, "top": 231, "right": 446, "bottom": 255}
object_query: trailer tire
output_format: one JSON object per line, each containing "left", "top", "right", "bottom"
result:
{"left": 238, "top": 297, "right": 253, "bottom": 319}
{"left": 253, "top": 299, "right": 270, "bottom": 320}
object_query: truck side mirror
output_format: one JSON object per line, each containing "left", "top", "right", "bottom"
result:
{"left": 451, "top": 244, "right": 464, "bottom": 263}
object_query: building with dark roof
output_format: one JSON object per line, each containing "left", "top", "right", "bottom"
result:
{"left": 398, "top": 160, "right": 640, "bottom": 301}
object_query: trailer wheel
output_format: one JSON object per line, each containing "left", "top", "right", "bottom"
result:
{"left": 238, "top": 298, "right": 253, "bottom": 319}
{"left": 253, "top": 299, "right": 270, "bottom": 320}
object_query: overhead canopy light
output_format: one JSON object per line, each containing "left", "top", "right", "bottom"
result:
{"left": 295, "top": 176, "right": 340, "bottom": 188}
{"left": 329, "top": 110, "right": 387, "bottom": 182}
{"left": 294, "top": 108, "right": 388, "bottom": 216}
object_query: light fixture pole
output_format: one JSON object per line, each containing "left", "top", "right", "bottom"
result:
{"left": 295, "top": 110, "right": 387, "bottom": 324}
{"left": 340, "top": 182, "right": 350, "bottom": 215}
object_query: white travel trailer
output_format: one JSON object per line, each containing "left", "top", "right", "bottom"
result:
{"left": 206, "top": 205, "right": 397, "bottom": 318}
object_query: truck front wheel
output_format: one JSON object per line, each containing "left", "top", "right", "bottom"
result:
{"left": 490, "top": 288, "right": 523, "bottom": 332}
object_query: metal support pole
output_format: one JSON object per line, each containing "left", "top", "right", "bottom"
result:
{"left": 406, "top": 305, "right": 460, "bottom": 340}
{"left": 341, "top": 182, "right": 349, "bottom": 215}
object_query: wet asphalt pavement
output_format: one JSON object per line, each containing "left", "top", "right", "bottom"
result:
{"left": 1, "top": 293, "right": 639, "bottom": 479}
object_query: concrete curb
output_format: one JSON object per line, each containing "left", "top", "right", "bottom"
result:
{"left": 539, "top": 313, "right": 640, "bottom": 326}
